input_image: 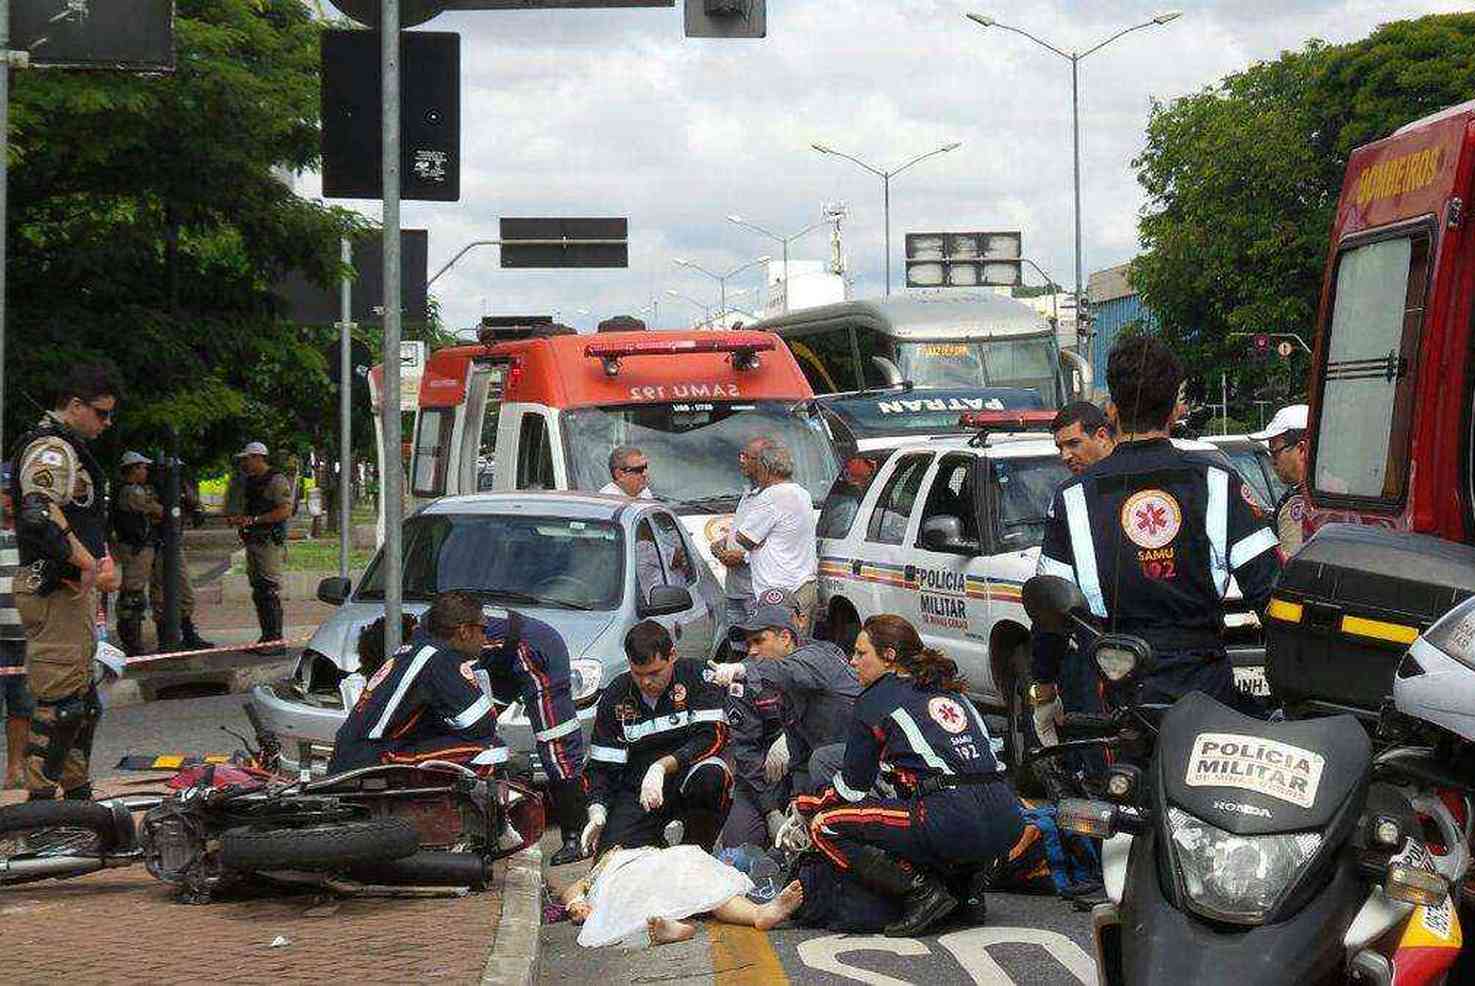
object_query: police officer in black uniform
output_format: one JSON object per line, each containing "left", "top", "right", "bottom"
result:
{"left": 580, "top": 620, "right": 731, "bottom": 855}
{"left": 329, "top": 591, "right": 505, "bottom": 773}
{"left": 795, "top": 614, "right": 1023, "bottom": 938}
{"left": 1036, "top": 335, "right": 1282, "bottom": 709}
{"left": 480, "top": 608, "right": 590, "bottom": 866}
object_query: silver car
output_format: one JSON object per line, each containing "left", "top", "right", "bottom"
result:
{"left": 248, "top": 491, "right": 727, "bottom": 776}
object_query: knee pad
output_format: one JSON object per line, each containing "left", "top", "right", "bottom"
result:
{"left": 39, "top": 693, "right": 93, "bottom": 783}
{"left": 251, "top": 583, "right": 278, "bottom": 608}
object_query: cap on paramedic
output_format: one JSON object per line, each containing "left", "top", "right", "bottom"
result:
{"left": 120, "top": 450, "right": 152, "bottom": 468}
{"left": 729, "top": 604, "right": 801, "bottom": 643}
{"left": 234, "top": 441, "right": 269, "bottom": 458}
{"left": 1249, "top": 405, "right": 1309, "bottom": 443}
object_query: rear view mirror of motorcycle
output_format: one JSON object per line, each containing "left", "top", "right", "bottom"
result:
{"left": 1092, "top": 634, "right": 1154, "bottom": 683}
{"left": 1022, "top": 575, "right": 1091, "bottom": 635}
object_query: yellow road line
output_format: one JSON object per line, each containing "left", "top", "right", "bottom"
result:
{"left": 709, "top": 923, "right": 789, "bottom": 985}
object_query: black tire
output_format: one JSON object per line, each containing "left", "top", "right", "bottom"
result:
{"left": 0, "top": 800, "right": 120, "bottom": 884}
{"left": 219, "top": 817, "right": 419, "bottom": 872}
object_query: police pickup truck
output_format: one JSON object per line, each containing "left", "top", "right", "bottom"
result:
{"left": 815, "top": 411, "right": 1269, "bottom": 776}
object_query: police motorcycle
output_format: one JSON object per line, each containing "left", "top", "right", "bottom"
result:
{"left": 0, "top": 649, "right": 544, "bottom": 902}
{"left": 1021, "top": 575, "right": 1469, "bottom": 986}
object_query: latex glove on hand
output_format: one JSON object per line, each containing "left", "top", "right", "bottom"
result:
{"left": 640, "top": 762, "right": 667, "bottom": 812}
{"left": 764, "top": 733, "right": 790, "bottom": 784}
{"left": 765, "top": 809, "right": 786, "bottom": 845}
{"left": 705, "top": 661, "right": 746, "bottom": 688}
{"left": 775, "top": 807, "right": 812, "bottom": 853}
{"left": 1032, "top": 693, "right": 1065, "bottom": 748}
{"left": 580, "top": 803, "right": 607, "bottom": 856}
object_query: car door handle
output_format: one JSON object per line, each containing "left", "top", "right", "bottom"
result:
{"left": 903, "top": 565, "right": 917, "bottom": 583}
{"left": 851, "top": 559, "right": 862, "bottom": 577}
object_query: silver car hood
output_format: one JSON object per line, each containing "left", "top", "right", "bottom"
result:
{"left": 307, "top": 600, "right": 620, "bottom": 673}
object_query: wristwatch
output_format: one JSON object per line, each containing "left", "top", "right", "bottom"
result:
{"left": 1028, "top": 682, "right": 1056, "bottom": 705}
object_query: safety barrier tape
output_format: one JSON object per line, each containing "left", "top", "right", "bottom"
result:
{"left": 121, "top": 635, "right": 313, "bottom": 669}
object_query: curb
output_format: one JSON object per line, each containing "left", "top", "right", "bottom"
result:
{"left": 481, "top": 846, "right": 544, "bottom": 986}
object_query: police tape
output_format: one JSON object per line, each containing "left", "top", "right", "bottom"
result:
{"left": 120, "top": 635, "right": 313, "bottom": 669}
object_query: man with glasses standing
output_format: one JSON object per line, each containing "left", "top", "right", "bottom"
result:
{"left": 9, "top": 364, "right": 124, "bottom": 801}
{"left": 599, "top": 445, "right": 654, "bottom": 499}
{"left": 1251, "top": 405, "right": 1310, "bottom": 556}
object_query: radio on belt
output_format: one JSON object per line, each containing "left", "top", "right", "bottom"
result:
{"left": 584, "top": 333, "right": 775, "bottom": 377}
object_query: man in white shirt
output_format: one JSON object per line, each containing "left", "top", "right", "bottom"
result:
{"left": 598, "top": 445, "right": 654, "bottom": 499}
{"left": 732, "top": 439, "right": 818, "bottom": 630}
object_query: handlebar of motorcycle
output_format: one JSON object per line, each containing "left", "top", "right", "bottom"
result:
{"left": 1060, "top": 712, "right": 1118, "bottom": 739}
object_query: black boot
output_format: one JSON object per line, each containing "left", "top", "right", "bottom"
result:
{"left": 117, "top": 619, "right": 147, "bottom": 657}
{"left": 848, "top": 845, "right": 958, "bottom": 937}
{"left": 547, "top": 778, "right": 589, "bottom": 866}
{"left": 254, "top": 589, "right": 286, "bottom": 657}
{"left": 180, "top": 619, "right": 215, "bottom": 650}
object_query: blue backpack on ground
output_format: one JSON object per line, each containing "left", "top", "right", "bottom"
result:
{"left": 990, "top": 801, "right": 1103, "bottom": 896}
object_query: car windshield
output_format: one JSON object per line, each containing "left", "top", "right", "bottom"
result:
{"left": 357, "top": 513, "right": 623, "bottom": 611}
{"left": 1220, "top": 444, "right": 1287, "bottom": 508}
{"left": 894, "top": 337, "right": 1063, "bottom": 406}
{"left": 562, "top": 401, "right": 838, "bottom": 509}
{"left": 991, "top": 455, "right": 1070, "bottom": 549}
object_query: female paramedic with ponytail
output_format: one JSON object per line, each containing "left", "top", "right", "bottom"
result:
{"left": 793, "top": 614, "right": 1023, "bottom": 937}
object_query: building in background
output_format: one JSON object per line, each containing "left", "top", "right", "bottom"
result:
{"left": 1087, "top": 262, "right": 1158, "bottom": 386}
{"left": 763, "top": 259, "right": 847, "bottom": 318}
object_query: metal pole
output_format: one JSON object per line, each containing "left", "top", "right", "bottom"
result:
{"left": 338, "top": 237, "right": 353, "bottom": 582}
{"left": 1221, "top": 372, "right": 1228, "bottom": 436}
{"left": 1070, "top": 54, "right": 1085, "bottom": 368}
{"left": 381, "top": 1, "right": 404, "bottom": 657}
{"left": 882, "top": 174, "right": 891, "bottom": 296}
{"left": 0, "top": 0, "right": 9, "bottom": 465}
{"left": 781, "top": 239, "right": 788, "bottom": 313}
{"left": 719, "top": 277, "right": 726, "bottom": 321}
{"left": 160, "top": 428, "right": 181, "bottom": 651}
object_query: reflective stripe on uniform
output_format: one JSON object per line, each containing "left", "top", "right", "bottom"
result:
{"left": 1206, "top": 467, "right": 1230, "bottom": 596}
{"left": 368, "top": 645, "right": 438, "bottom": 739}
{"left": 680, "top": 755, "right": 731, "bottom": 791}
{"left": 471, "top": 745, "right": 510, "bottom": 765}
{"left": 621, "top": 707, "right": 728, "bottom": 742}
{"left": 888, "top": 708, "right": 954, "bottom": 775}
{"left": 833, "top": 771, "right": 867, "bottom": 802}
{"left": 589, "top": 744, "right": 628, "bottom": 764}
{"left": 1061, "top": 484, "right": 1106, "bottom": 618}
{"left": 447, "top": 694, "right": 494, "bottom": 730}
{"left": 1230, "top": 527, "right": 1279, "bottom": 570}
{"left": 534, "top": 717, "right": 582, "bottom": 742}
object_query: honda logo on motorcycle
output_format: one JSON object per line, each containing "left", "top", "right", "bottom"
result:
{"left": 1212, "top": 800, "right": 1273, "bottom": 819}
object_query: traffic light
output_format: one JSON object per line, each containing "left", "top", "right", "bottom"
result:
{"left": 685, "top": 0, "right": 766, "bottom": 37}
{"left": 1250, "top": 333, "right": 1271, "bottom": 358}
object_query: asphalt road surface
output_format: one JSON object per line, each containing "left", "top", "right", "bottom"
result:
{"left": 537, "top": 839, "right": 1099, "bottom": 986}
{"left": 94, "top": 692, "right": 258, "bottom": 773}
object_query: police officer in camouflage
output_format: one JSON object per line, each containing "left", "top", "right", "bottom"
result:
{"left": 10, "top": 364, "right": 124, "bottom": 801}
{"left": 226, "top": 442, "right": 293, "bottom": 656}
{"left": 113, "top": 451, "right": 212, "bottom": 655}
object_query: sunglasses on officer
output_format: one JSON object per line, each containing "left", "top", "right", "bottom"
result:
{"left": 619, "top": 462, "right": 649, "bottom": 475}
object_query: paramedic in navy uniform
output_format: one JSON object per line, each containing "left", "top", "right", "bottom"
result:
{"left": 1036, "top": 335, "right": 1282, "bottom": 709}
{"left": 795, "top": 614, "right": 1024, "bottom": 938}
{"left": 329, "top": 591, "right": 506, "bottom": 773}
{"left": 579, "top": 619, "right": 732, "bottom": 855}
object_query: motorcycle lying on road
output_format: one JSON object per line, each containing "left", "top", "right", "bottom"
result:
{"left": 1020, "top": 574, "right": 1471, "bottom": 986}
{"left": 0, "top": 653, "right": 544, "bottom": 901}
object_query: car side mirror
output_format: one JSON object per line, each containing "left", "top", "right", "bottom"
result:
{"left": 641, "top": 585, "right": 694, "bottom": 617}
{"left": 921, "top": 515, "right": 979, "bottom": 555}
{"left": 317, "top": 576, "right": 351, "bottom": 606}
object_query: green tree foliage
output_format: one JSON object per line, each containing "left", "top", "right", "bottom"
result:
{"left": 1130, "top": 12, "right": 1475, "bottom": 407}
{"left": 7, "top": 0, "right": 372, "bottom": 471}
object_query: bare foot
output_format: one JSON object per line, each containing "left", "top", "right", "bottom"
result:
{"left": 753, "top": 880, "right": 805, "bottom": 930}
{"left": 647, "top": 915, "right": 697, "bottom": 946}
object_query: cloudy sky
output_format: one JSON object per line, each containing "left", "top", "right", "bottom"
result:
{"left": 297, "top": 0, "right": 1466, "bottom": 334}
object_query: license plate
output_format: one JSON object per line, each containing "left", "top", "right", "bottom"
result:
{"left": 1234, "top": 665, "right": 1270, "bottom": 697}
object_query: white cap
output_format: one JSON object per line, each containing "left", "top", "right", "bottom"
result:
{"left": 1249, "top": 404, "right": 1309, "bottom": 442}
{"left": 235, "top": 441, "right": 269, "bottom": 458}
{"left": 120, "top": 451, "right": 152, "bottom": 468}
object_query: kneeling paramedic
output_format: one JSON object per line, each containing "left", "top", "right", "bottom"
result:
{"left": 480, "top": 609, "right": 590, "bottom": 866}
{"left": 329, "top": 591, "right": 506, "bottom": 772}
{"left": 707, "top": 589, "right": 860, "bottom": 847}
{"left": 1035, "top": 335, "right": 1281, "bottom": 712}
{"left": 11, "top": 365, "right": 123, "bottom": 801}
{"left": 795, "top": 614, "right": 1023, "bottom": 938}
{"left": 581, "top": 620, "right": 731, "bottom": 855}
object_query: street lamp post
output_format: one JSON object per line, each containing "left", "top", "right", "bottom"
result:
{"left": 1019, "top": 256, "right": 1062, "bottom": 329}
{"left": 810, "top": 140, "right": 962, "bottom": 296}
{"left": 966, "top": 9, "right": 1181, "bottom": 367}
{"left": 672, "top": 254, "right": 770, "bottom": 317}
{"left": 726, "top": 214, "right": 832, "bottom": 313}
{"left": 665, "top": 289, "right": 713, "bottom": 328}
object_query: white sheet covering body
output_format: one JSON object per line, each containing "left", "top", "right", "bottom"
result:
{"left": 576, "top": 845, "right": 755, "bottom": 948}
